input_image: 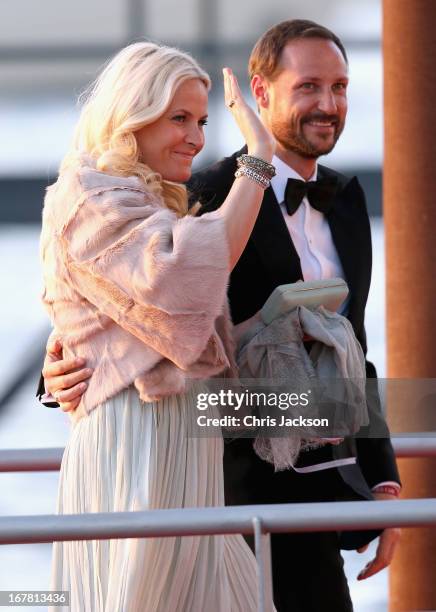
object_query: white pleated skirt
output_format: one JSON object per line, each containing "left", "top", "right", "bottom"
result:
{"left": 50, "top": 384, "right": 265, "bottom": 612}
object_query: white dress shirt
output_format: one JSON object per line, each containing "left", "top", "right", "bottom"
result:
{"left": 270, "top": 155, "right": 346, "bottom": 283}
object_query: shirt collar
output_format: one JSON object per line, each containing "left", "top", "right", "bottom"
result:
{"left": 270, "top": 155, "right": 318, "bottom": 204}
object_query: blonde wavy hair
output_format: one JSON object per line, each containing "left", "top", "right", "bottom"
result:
{"left": 61, "top": 42, "right": 211, "bottom": 216}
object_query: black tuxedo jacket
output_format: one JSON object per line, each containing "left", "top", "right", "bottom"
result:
{"left": 189, "top": 147, "right": 400, "bottom": 498}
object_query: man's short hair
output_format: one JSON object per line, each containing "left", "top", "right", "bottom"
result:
{"left": 248, "top": 19, "right": 348, "bottom": 81}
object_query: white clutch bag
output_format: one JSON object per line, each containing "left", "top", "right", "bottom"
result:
{"left": 260, "top": 278, "right": 349, "bottom": 325}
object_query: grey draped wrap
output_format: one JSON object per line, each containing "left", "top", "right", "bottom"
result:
{"left": 235, "top": 306, "right": 369, "bottom": 471}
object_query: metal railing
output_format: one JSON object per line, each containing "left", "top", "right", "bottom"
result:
{"left": 1, "top": 436, "right": 436, "bottom": 473}
{"left": 0, "top": 500, "right": 436, "bottom": 611}
{"left": 1, "top": 438, "right": 435, "bottom": 611}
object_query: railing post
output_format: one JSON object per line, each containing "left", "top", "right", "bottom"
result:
{"left": 252, "top": 516, "right": 273, "bottom": 612}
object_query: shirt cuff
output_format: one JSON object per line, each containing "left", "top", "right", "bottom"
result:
{"left": 39, "top": 392, "right": 59, "bottom": 408}
{"left": 372, "top": 481, "right": 402, "bottom": 492}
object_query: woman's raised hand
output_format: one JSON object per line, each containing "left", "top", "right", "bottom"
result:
{"left": 223, "top": 67, "right": 275, "bottom": 163}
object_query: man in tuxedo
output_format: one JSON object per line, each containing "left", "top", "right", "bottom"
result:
{"left": 194, "top": 19, "right": 401, "bottom": 611}
{"left": 40, "top": 20, "right": 401, "bottom": 612}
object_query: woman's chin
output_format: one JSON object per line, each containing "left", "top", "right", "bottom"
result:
{"left": 163, "top": 169, "right": 192, "bottom": 183}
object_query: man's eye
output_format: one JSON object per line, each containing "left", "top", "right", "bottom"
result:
{"left": 333, "top": 83, "right": 347, "bottom": 91}
{"left": 301, "top": 83, "right": 315, "bottom": 90}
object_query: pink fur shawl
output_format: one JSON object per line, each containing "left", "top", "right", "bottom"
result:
{"left": 40, "top": 157, "right": 236, "bottom": 422}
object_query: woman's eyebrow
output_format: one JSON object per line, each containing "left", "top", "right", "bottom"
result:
{"left": 170, "top": 108, "right": 209, "bottom": 119}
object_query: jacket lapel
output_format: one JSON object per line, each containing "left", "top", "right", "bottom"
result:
{"left": 319, "top": 166, "right": 361, "bottom": 315}
{"left": 250, "top": 185, "right": 303, "bottom": 285}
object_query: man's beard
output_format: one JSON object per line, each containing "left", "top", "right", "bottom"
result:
{"left": 271, "top": 112, "right": 344, "bottom": 159}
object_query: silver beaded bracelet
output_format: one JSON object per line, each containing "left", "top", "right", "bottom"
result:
{"left": 236, "top": 154, "right": 276, "bottom": 180}
{"left": 234, "top": 166, "right": 271, "bottom": 189}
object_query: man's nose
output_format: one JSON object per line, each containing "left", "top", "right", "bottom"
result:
{"left": 317, "top": 88, "right": 338, "bottom": 114}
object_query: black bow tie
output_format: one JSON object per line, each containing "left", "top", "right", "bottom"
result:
{"left": 284, "top": 176, "right": 339, "bottom": 216}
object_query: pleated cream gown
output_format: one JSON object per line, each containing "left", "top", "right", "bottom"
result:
{"left": 50, "top": 384, "right": 268, "bottom": 612}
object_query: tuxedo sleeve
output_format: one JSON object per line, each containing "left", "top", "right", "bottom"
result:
{"left": 354, "top": 359, "right": 401, "bottom": 487}
{"left": 351, "top": 179, "right": 401, "bottom": 487}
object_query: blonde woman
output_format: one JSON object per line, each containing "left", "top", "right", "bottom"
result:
{"left": 41, "top": 42, "right": 275, "bottom": 611}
